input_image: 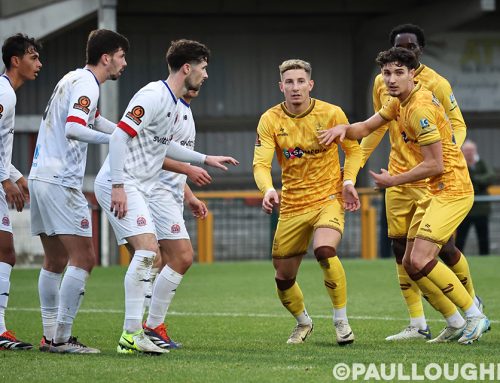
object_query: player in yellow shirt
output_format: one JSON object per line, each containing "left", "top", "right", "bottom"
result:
{"left": 253, "top": 59, "right": 362, "bottom": 345}
{"left": 319, "top": 47, "right": 490, "bottom": 345}
{"left": 361, "top": 24, "right": 481, "bottom": 341}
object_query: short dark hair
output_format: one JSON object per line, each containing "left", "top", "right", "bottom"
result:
{"left": 376, "top": 47, "right": 419, "bottom": 70}
{"left": 389, "top": 23, "right": 426, "bottom": 48}
{"left": 2, "top": 33, "right": 41, "bottom": 69}
{"left": 166, "top": 39, "right": 210, "bottom": 72}
{"left": 86, "top": 29, "right": 129, "bottom": 65}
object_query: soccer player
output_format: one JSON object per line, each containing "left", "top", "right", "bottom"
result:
{"left": 29, "top": 29, "right": 129, "bottom": 353}
{"left": 94, "top": 39, "right": 238, "bottom": 354}
{"left": 253, "top": 59, "right": 362, "bottom": 345}
{"left": 143, "top": 88, "right": 210, "bottom": 350}
{"left": 360, "top": 24, "right": 482, "bottom": 341}
{"left": 0, "top": 33, "right": 42, "bottom": 350}
{"left": 319, "top": 47, "right": 490, "bottom": 345}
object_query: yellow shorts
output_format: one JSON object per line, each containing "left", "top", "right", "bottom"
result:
{"left": 385, "top": 186, "right": 429, "bottom": 238}
{"left": 272, "top": 199, "right": 344, "bottom": 258}
{"left": 408, "top": 194, "right": 473, "bottom": 246}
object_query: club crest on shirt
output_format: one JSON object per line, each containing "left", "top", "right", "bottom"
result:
{"left": 80, "top": 218, "right": 90, "bottom": 229}
{"left": 0, "top": 103, "right": 3, "bottom": 119}
{"left": 126, "top": 105, "right": 145, "bottom": 125}
{"left": 283, "top": 147, "right": 304, "bottom": 159}
{"left": 2, "top": 216, "right": 9, "bottom": 226}
{"left": 137, "top": 216, "right": 147, "bottom": 227}
{"left": 171, "top": 224, "right": 181, "bottom": 234}
{"left": 73, "top": 96, "right": 91, "bottom": 114}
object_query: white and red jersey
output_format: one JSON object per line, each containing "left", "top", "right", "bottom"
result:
{"left": 29, "top": 68, "right": 100, "bottom": 188}
{"left": 157, "top": 98, "right": 196, "bottom": 204}
{"left": 95, "top": 80, "right": 180, "bottom": 193}
{"left": 0, "top": 74, "right": 21, "bottom": 184}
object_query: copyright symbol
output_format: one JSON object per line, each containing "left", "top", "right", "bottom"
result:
{"left": 332, "top": 363, "right": 350, "bottom": 380}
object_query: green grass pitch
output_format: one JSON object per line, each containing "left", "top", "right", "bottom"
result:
{"left": 2, "top": 256, "right": 498, "bottom": 382}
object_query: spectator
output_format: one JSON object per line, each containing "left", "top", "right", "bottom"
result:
{"left": 456, "top": 140, "right": 495, "bottom": 255}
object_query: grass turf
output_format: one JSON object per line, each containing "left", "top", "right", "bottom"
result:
{"left": 2, "top": 256, "right": 498, "bottom": 382}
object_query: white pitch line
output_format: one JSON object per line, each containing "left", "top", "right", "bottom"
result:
{"left": 8, "top": 307, "right": 499, "bottom": 324}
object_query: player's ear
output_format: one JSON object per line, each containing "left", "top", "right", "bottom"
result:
{"left": 10, "top": 55, "right": 20, "bottom": 68}
{"left": 182, "top": 63, "right": 191, "bottom": 75}
{"left": 278, "top": 81, "right": 284, "bottom": 93}
{"left": 309, "top": 79, "right": 314, "bottom": 91}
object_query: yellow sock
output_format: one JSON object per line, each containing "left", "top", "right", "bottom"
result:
{"left": 449, "top": 252, "right": 476, "bottom": 298}
{"left": 319, "top": 256, "right": 346, "bottom": 309}
{"left": 425, "top": 261, "right": 474, "bottom": 311}
{"left": 277, "top": 282, "right": 305, "bottom": 317}
{"left": 413, "top": 275, "right": 457, "bottom": 318}
{"left": 396, "top": 263, "right": 424, "bottom": 319}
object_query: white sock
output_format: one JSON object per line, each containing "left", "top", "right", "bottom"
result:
{"left": 54, "top": 266, "right": 89, "bottom": 343}
{"left": 0, "top": 262, "right": 13, "bottom": 334}
{"left": 146, "top": 265, "right": 183, "bottom": 329}
{"left": 473, "top": 296, "right": 480, "bottom": 308}
{"left": 124, "top": 250, "right": 156, "bottom": 333}
{"left": 143, "top": 267, "right": 159, "bottom": 316}
{"left": 295, "top": 309, "right": 312, "bottom": 326}
{"left": 446, "top": 309, "right": 466, "bottom": 328}
{"left": 38, "top": 268, "right": 62, "bottom": 340}
{"left": 333, "top": 307, "right": 347, "bottom": 322}
{"left": 410, "top": 315, "right": 428, "bottom": 330}
{"left": 464, "top": 303, "right": 482, "bottom": 318}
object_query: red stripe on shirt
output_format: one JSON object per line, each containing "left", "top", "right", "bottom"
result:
{"left": 95, "top": 108, "right": 100, "bottom": 118}
{"left": 117, "top": 121, "right": 137, "bottom": 137}
{"left": 66, "top": 116, "right": 87, "bottom": 126}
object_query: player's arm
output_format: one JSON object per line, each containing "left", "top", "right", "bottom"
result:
{"left": 433, "top": 78, "right": 466, "bottom": 146}
{"left": 319, "top": 113, "right": 388, "bottom": 145}
{"left": 166, "top": 141, "right": 239, "bottom": 171}
{"left": 93, "top": 109, "right": 116, "bottom": 134}
{"left": 10, "top": 164, "right": 29, "bottom": 203}
{"left": 65, "top": 82, "right": 110, "bottom": 144}
{"left": 184, "top": 184, "right": 208, "bottom": 219}
{"left": 162, "top": 158, "right": 212, "bottom": 186}
{"left": 253, "top": 116, "right": 279, "bottom": 214}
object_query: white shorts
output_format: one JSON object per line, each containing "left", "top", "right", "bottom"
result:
{"left": 149, "top": 187, "right": 189, "bottom": 241}
{"left": 29, "top": 180, "right": 92, "bottom": 237}
{"left": 94, "top": 182, "right": 156, "bottom": 245}
{"left": 0, "top": 191, "right": 13, "bottom": 233}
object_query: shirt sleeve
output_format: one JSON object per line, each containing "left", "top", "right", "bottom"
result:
{"left": 65, "top": 77, "right": 99, "bottom": 127}
{"left": 94, "top": 110, "right": 116, "bottom": 134}
{"left": 253, "top": 115, "right": 276, "bottom": 194}
{"left": 116, "top": 87, "right": 159, "bottom": 138}
{"left": 409, "top": 106, "right": 441, "bottom": 147}
{"left": 432, "top": 77, "right": 466, "bottom": 146}
{"left": 9, "top": 164, "right": 23, "bottom": 183}
{"left": 336, "top": 109, "right": 362, "bottom": 184}
{"left": 378, "top": 97, "right": 399, "bottom": 122}
{"left": 0, "top": 91, "right": 16, "bottom": 182}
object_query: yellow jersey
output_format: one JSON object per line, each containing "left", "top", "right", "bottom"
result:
{"left": 253, "top": 98, "right": 362, "bottom": 217}
{"left": 379, "top": 84, "right": 473, "bottom": 197}
{"left": 361, "top": 64, "right": 467, "bottom": 188}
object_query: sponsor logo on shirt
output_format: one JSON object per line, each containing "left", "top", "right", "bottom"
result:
{"left": 277, "top": 127, "right": 288, "bottom": 137}
{"left": 73, "top": 96, "right": 91, "bottom": 114}
{"left": 126, "top": 105, "right": 145, "bottom": 125}
{"left": 8, "top": 128, "right": 14, "bottom": 135}
{"left": 180, "top": 139, "right": 195, "bottom": 147}
{"left": 255, "top": 134, "right": 261, "bottom": 147}
{"left": 153, "top": 134, "right": 173, "bottom": 145}
{"left": 283, "top": 147, "right": 304, "bottom": 159}
{"left": 171, "top": 224, "right": 181, "bottom": 233}
{"left": 0, "top": 103, "right": 3, "bottom": 119}
{"left": 137, "top": 216, "right": 147, "bottom": 227}
{"left": 2, "top": 216, "right": 9, "bottom": 226}
{"left": 81, "top": 218, "right": 89, "bottom": 229}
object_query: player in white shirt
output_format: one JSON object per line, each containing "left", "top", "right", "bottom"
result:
{"left": 29, "top": 29, "right": 129, "bottom": 354}
{"left": 0, "top": 33, "right": 42, "bottom": 351}
{"left": 143, "top": 89, "right": 211, "bottom": 349}
{"left": 94, "top": 39, "right": 238, "bottom": 355}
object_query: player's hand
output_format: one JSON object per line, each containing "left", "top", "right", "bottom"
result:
{"left": 318, "top": 124, "right": 348, "bottom": 145}
{"left": 204, "top": 156, "right": 239, "bottom": 171}
{"left": 342, "top": 184, "right": 361, "bottom": 212}
{"left": 262, "top": 189, "right": 279, "bottom": 215}
{"left": 369, "top": 168, "right": 394, "bottom": 189}
{"left": 16, "top": 177, "right": 30, "bottom": 204}
{"left": 186, "top": 165, "right": 212, "bottom": 186}
{"left": 111, "top": 186, "right": 128, "bottom": 219}
{"left": 1, "top": 179, "right": 25, "bottom": 212}
{"left": 187, "top": 196, "right": 208, "bottom": 219}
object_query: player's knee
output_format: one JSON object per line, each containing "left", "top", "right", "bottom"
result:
{"left": 438, "top": 240, "right": 460, "bottom": 266}
{"left": 0, "top": 245, "right": 16, "bottom": 267}
{"left": 391, "top": 238, "right": 406, "bottom": 264}
{"left": 275, "top": 277, "right": 296, "bottom": 291}
{"left": 314, "top": 246, "right": 337, "bottom": 268}
{"left": 179, "top": 250, "right": 194, "bottom": 271}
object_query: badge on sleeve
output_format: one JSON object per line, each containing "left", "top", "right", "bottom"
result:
{"left": 73, "top": 96, "right": 91, "bottom": 114}
{"left": 126, "top": 105, "right": 145, "bottom": 125}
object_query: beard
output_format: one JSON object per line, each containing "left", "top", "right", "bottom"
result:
{"left": 185, "top": 76, "right": 202, "bottom": 91}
